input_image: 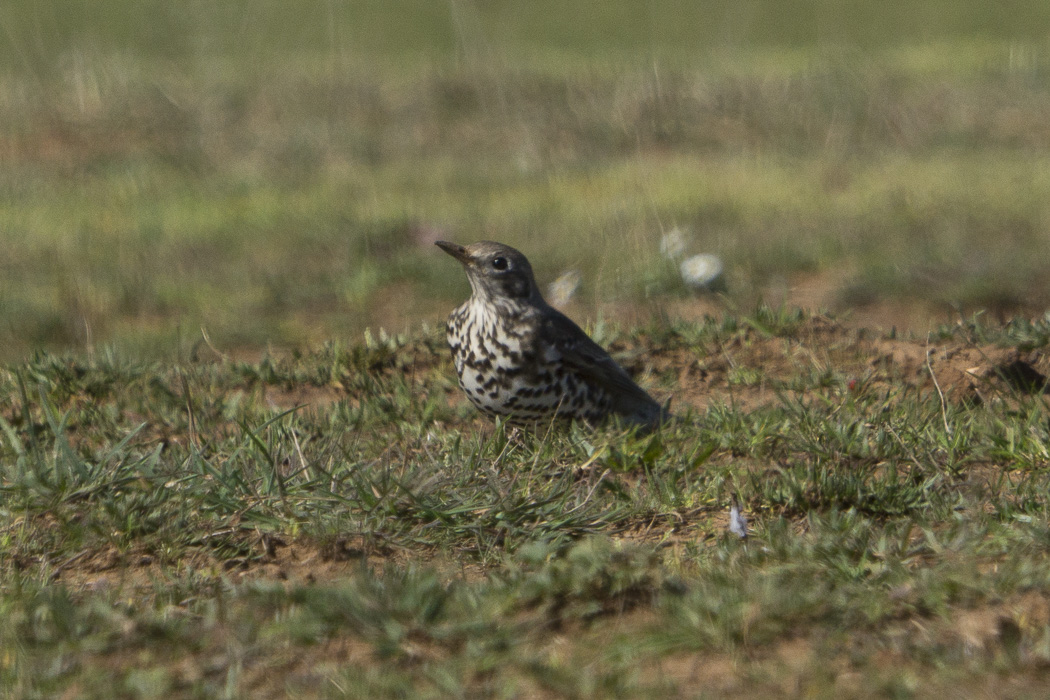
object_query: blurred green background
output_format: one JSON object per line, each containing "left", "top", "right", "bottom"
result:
{"left": 3, "top": 1, "right": 1050, "bottom": 360}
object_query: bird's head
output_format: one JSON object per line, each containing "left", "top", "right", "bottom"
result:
{"left": 436, "top": 240, "right": 541, "bottom": 304}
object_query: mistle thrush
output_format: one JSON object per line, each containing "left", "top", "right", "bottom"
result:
{"left": 436, "top": 240, "right": 666, "bottom": 428}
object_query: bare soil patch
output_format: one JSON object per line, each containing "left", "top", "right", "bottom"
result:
{"left": 626, "top": 315, "right": 1048, "bottom": 415}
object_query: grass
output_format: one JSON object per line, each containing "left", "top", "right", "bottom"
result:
{"left": 3, "top": 1, "right": 1050, "bottom": 359}
{"left": 3, "top": 309, "right": 1050, "bottom": 696}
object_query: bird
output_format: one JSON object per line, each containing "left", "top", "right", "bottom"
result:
{"left": 435, "top": 240, "right": 666, "bottom": 428}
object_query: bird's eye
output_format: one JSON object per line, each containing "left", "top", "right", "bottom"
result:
{"left": 491, "top": 257, "right": 508, "bottom": 270}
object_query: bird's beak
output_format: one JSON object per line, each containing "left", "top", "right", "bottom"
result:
{"left": 435, "top": 240, "right": 472, "bottom": 265}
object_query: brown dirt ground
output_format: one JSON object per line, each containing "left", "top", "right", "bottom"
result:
{"left": 645, "top": 312, "right": 1048, "bottom": 415}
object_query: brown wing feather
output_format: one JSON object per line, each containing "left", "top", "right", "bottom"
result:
{"left": 539, "top": 309, "right": 664, "bottom": 424}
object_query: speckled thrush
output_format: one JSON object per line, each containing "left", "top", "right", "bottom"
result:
{"left": 436, "top": 240, "right": 666, "bottom": 428}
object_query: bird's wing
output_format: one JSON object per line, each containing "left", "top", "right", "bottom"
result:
{"left": 538, "top": 308, "right": 662, "bottom": 412}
